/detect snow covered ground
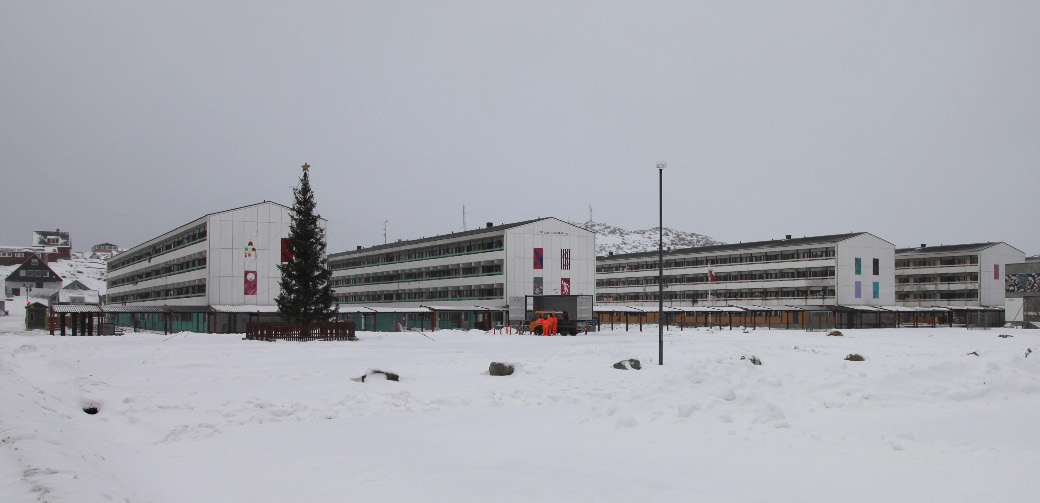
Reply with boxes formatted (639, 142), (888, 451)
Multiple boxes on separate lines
(2, 307), (1038, 502)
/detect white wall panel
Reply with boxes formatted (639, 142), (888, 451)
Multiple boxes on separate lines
(836, 233), (895, 305)
(980, 243), (1026, 306)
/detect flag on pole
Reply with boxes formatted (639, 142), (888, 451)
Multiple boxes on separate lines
(709, 270), (717, 282)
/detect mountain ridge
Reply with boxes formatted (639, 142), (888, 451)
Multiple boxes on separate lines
(572, 221), (723, 257)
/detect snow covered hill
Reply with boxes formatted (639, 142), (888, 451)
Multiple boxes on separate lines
(575, 221), (722, 257)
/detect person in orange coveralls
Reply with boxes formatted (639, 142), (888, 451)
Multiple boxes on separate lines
(548, 313), (558, 335)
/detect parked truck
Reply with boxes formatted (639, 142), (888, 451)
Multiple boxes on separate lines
(523, 295), (593, 336)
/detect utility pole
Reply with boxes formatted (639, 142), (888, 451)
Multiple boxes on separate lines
(657, 162), (666, 365)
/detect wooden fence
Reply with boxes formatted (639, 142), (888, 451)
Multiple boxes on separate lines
(246, 322), (357, 342)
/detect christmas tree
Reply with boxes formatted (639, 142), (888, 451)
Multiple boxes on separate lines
(276, 163), (336, 324)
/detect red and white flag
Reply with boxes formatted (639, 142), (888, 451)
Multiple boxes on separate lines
(708, 270), (717, 282)
(244, 271), (257, 295)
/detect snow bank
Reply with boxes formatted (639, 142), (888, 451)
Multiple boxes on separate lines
(1, 327), (1038, 502)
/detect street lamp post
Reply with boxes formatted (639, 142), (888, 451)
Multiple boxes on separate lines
(657, 162), (666, 365)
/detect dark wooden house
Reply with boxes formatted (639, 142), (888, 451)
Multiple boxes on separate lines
(4, 254), (63, 299)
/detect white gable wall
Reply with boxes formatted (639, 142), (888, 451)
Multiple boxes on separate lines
(206, 202), (299, 306)
(835, 233), (895, 306)
(504, 218), (595, 304)
(979, 243), (1026, 306)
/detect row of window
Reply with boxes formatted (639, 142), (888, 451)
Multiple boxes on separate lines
(16, 269), (54, 279)
(108, 279), (207, 304)
(109, 224), (208, 272)
(597, 247), (836, 273)
(897, 290), (980, 301)
(109, 254), (208, 288)
(329, 237), (505, 270)
(332, 264), (504, 287)
(895, 255), (979, 268)
(336, 286), (505, 304)
(0, 251), (27, 258)
(597, 288), (837, 303)
(596, 268), (836, 288)
(896, 274), (979, 285)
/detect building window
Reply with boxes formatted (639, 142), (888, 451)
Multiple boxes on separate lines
(855, 281), (862, 298)
(872, 258), (879, 275)
(873, 281), (879, 299)
(855, 258), (861, 275)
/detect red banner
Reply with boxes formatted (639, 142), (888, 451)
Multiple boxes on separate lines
(561, 278), (570, 295)
(244, 271), (257, 295)
(281, 238), (293, 262)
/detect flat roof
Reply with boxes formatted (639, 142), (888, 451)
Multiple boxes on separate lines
(329, 218), (547, 258)
(895, 242), (1002, 255)
(598, 232), (876, 261)
(52, 305), (104, 313)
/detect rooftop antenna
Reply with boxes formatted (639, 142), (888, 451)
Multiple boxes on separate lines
(383, 220), (389, 245)
(588, 204), (593, 223)
(462, 204), (467, 231)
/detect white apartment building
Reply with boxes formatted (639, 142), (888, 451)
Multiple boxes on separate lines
(106, 202), (311, 332)
(895, 242), (1025, 308)
(328, 218), (595, 329)
(596, 232), (895, 310)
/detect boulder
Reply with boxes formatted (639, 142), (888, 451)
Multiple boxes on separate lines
(741, 355), (762, 365)
(844, 354), (865, 362)
(613, 359), (641, 370)
(827, 330), (843, 337)
(489, 362), (515, 376)
(360, 370), (399, 382)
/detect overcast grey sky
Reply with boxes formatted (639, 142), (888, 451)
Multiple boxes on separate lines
(3, 1), (1038, 255)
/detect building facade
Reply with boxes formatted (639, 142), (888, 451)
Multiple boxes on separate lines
(32, 230), (71, 260)
(90, 243), (120, 260)
(1005, 261), (1040, 328)
(105, 202), (308, 332)
(1, 246), (61, 265)
(4, 253), (63, 299)
(328, 218), (596, 328)
(895, 242), (1025, 307)
(595, 232), (896, 308)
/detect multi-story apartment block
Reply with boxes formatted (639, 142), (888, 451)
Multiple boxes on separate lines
(895, 242), (1025, 308)
(105, 202), (308, 333)
(596, 232), (895, 309)
(328, 218), (595, 329)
